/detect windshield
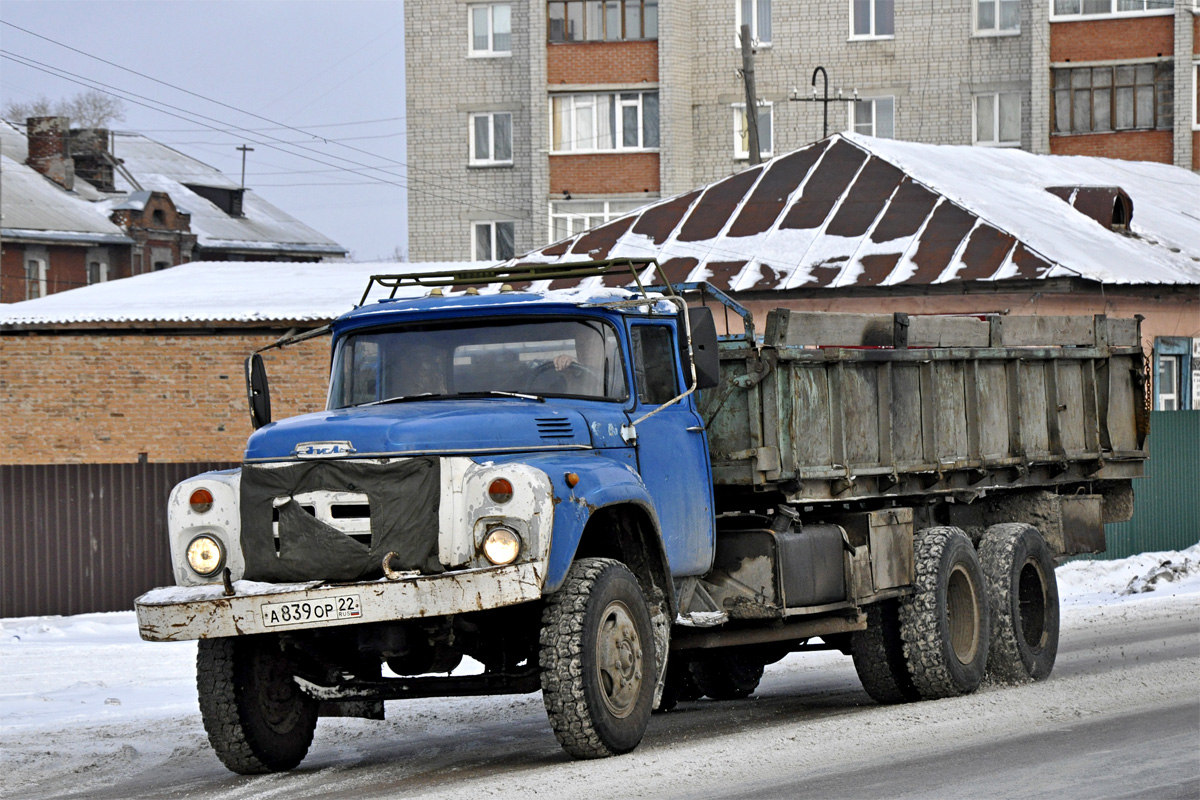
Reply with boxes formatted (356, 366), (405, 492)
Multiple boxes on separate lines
(328, 318), (628, 408)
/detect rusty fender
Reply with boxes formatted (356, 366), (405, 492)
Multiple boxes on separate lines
(135, 562), (545, 642)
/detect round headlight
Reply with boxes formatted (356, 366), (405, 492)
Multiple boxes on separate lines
(189, 488), (214, 514)
(482, 527), (521, 565)
(186, 535), (224, 576)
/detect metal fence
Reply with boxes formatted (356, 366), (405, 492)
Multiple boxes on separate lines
(1, 462), (236, 618)
(1101, 411), (1200, 559)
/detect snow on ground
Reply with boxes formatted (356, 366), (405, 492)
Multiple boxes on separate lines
(1, 545), (1197, 797)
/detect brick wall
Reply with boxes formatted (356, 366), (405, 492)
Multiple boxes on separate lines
(547, 41), (658, 85)
(1050, 129), (1174, 163)
(1194, 131), (1199, 170)
(0, 330), (330, 465)
(549, 152), (660, 194)
(1050, 17), (1174, 62)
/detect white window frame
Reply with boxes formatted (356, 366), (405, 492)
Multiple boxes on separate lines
(473, 221), (516, 261)
(1193, 62), (1199, 131)
(469, 112), (514, 166)
(735, 0), (772, 46)
(550, 91), (660, 154)
(25, 257), (47, 300)
(548, 198), (652, 243)
(848, 96), (895, 138)
(974, 0), (1020, 35)
(973, 93), (1022, 147)
(1050, 0), (1174, 22)
(1157, 354), (1179, 410)
(849, 0), (894, 40)
(468, 3), (512, 57)
(732, 101), (774, 160)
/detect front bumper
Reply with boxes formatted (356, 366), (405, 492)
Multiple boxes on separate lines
(135, 562), (545, 642)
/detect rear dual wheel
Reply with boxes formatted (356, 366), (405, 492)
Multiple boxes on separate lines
(979, 523), (1060, 683)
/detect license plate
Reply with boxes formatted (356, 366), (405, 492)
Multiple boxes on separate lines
(260, 594), (362, 627)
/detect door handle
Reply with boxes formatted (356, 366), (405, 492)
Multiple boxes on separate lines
(686, 426), (704, 432)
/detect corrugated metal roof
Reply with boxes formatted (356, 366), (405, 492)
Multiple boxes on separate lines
(512, 134), (1200, 289)
(0, 155), (131, 242)
(0, 260), (488, 325)
(0, 123), (345, 255)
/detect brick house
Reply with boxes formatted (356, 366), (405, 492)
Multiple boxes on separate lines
(405, 0), (1198, 262)
(0, 117), (347, 303)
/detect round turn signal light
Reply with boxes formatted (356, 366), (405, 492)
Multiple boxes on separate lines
(189, 488), (214, 514)
(488, 478), (513, 504)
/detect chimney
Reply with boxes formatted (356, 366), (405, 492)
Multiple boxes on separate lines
(70, 128), (116, 192)
(26, 116), (75, 191)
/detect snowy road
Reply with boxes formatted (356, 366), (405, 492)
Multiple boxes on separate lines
(2, 548), (1198, 800)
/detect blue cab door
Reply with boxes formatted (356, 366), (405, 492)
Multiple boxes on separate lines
(627, 322), (715, 576)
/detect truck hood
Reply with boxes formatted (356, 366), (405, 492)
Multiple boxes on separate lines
(244, 400), (627, 461)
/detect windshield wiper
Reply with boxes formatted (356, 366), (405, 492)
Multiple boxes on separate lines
(357, 390), (543, 408)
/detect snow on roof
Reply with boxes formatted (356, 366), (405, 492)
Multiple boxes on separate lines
(0, 123), (345, 255)
(0, 155), (132, 244)
(0, 261), (493, 325)
(512, 134), (1200, 289)
(107, 133), (344, 252)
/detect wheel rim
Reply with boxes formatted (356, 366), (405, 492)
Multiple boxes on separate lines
(946, 563), (981, 665)
(1017, 557), (1048, 650)
(594, 599), (643, 719)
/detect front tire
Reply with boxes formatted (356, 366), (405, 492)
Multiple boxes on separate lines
(540, 558), (656, 758)
(899, 527), (990, 699)
(979, 523), (1060, 683)
(197, 635), (318, 774)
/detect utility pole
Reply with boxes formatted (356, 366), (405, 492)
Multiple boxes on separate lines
(739, 24), (761, 166)
(236, 144), (254, 189)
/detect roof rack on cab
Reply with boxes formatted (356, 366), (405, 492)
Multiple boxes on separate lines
(357, 258), (675, 308)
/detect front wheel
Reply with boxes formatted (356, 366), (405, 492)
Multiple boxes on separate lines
(979, 523), (1060, 683)
(196, 635), (318, 774)
(540, 558), (656, 758)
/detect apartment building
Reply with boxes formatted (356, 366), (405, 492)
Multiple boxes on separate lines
(404, 0), (1198, 262)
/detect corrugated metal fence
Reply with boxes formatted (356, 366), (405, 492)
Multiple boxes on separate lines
(1, 462), (236, 618)
(2, 417), (1196, 618)
(1101, 411), (1200, 559)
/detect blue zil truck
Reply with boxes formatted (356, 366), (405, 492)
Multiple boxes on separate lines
(135, 260), (1146, 773)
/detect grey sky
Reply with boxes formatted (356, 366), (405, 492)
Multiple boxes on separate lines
(1, 0), (408, 261)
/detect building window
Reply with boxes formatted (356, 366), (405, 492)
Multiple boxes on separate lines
(851, 0), (893, 38)
(25, 258), (47, 300)
(548, 0), (658, 42)
(86, 261), (109, 285)
(976, 0), (1019, 32)
(1193, 63), (1199, 131)
(1157, 354), (1179, 410)
(469, 112), (513, 166)
(851, 97), (895, 138)
(551, 91), (659, 152)
(470, 4), (511, 55)
(1052, 63), (1173, 134)
(974, 93), (1021, 146)
(549, 198), (651, 242)
(1051, 0), (1172, 18)
(474, 221), (515, 261)
(736, 0), (771, 44)
(733, 102), (773, 159)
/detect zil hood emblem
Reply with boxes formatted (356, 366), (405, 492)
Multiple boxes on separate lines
(294, 441), (356, 459)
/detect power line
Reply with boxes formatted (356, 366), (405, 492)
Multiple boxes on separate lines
(0, 50), (538, 224)
(0, 21), (529, 223)
(128, 116), (407, 133)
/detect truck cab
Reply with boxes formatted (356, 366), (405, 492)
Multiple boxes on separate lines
(137, 262), (723, 772)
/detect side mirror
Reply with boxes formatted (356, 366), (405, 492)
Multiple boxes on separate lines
(683, 306), (720, 391)
(245, 353), (272, 429)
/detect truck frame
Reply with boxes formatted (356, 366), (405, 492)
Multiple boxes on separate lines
(135, 260), (1146, 773)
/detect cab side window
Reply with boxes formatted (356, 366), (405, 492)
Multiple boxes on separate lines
(631, 325), (679, 405)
